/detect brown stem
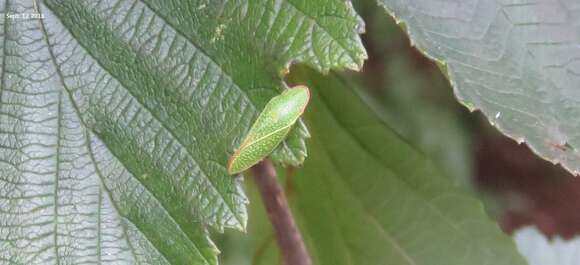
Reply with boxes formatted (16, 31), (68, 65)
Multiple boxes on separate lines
(251, 160), (312, 265)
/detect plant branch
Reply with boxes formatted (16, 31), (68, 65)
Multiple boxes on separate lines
(251, 160), (312, 265)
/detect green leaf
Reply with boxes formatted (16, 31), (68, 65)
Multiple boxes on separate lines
(358, 56), (473, 188)
(375, 0), (580, 174)
(270, 119), (310, 167)
(0, 0), (365, 263)
(277, 66), (525, 265)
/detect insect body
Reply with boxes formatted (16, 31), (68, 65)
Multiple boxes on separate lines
(227, 86), (310, 174)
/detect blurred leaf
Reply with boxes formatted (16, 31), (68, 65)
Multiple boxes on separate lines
(248, 66), (526, 265)
(0, 0), (365, 263)
(514, 226), (580, 265)
(360, 57), (473, 187)
(375, 0), (580, 174)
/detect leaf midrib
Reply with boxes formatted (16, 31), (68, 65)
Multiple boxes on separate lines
(0, 0), (10, 121)
(33, 1), (63, 261)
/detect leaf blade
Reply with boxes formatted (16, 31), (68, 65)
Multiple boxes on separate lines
(375, 0), (580, 174)
(0, 0), (366, 263)
(288, 66), (527, 265)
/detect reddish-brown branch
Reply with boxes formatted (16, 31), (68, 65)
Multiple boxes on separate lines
(251, 160), (312, 265)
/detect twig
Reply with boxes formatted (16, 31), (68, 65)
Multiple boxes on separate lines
(251, 160), (312, 265)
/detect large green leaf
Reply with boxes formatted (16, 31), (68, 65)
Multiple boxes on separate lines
(375, 0), (580, 174)
(252, 66), (525, 265)
(230, 66), (525, 265)
(0, 0), (365, 263)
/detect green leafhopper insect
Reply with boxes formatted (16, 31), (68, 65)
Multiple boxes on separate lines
(227, 86), (310, 174)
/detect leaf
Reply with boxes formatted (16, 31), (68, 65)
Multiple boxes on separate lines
(358, 56), (473, 187)
(0, 0), (365, 263)
(270, 119), (310, 167)
(274, 66), (525, 265)
(375, 0), (580, 174)
(514, 226), (580, 265)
